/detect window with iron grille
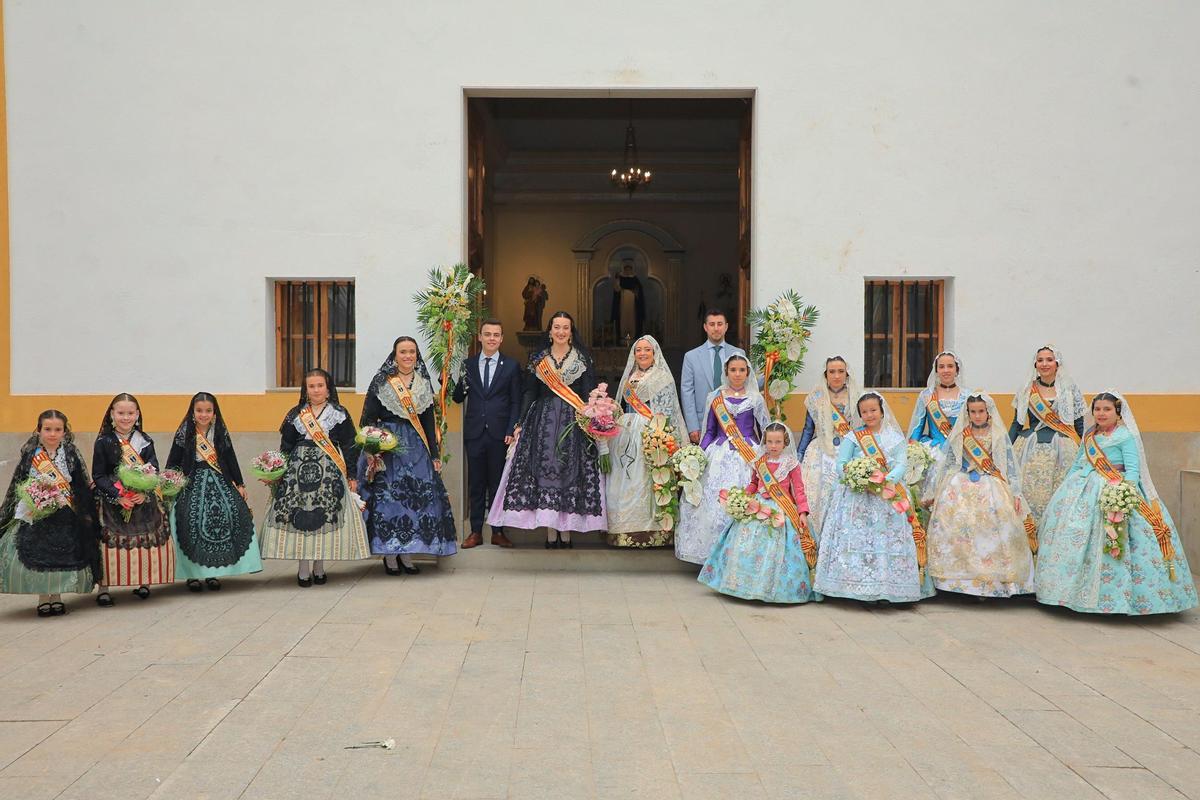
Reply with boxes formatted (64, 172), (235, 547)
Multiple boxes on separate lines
(864, 279), (944, 388)
(274, 280), (356, 387)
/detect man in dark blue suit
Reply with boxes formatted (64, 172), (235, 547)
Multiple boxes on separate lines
(452, 318), (522, 548)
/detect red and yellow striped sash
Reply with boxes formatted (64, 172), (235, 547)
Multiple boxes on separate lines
(195, 430), (222, 474)
(535, 357), (587, 414)
(298, 406), (348, 476)
(710, 394), (758, 466)
(622, 384), (654, 420)
(31, 449), (73, 505)
(1027, 383), (1081, 444)
(387, 375), (432, 454)
(925, 396), (955, 437)
(754, 456), (816, 569)
(1083, 430), (1176, 579)
(119, 437), (164, 500)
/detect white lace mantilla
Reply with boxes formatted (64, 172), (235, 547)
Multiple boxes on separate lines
(378, 373), (434, 420)
(539, 348), (587, 386)
(291, 404), (348, 438)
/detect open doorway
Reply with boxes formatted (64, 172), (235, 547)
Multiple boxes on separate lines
(466, 95), (752, 385)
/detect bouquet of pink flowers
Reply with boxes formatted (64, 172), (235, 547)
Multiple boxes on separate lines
(579, 384), (620, 439)
(17, 475), (72, 521)
(719, 486), (787, 528)
(251, 450), (287, 482)
(158, 469), (188, 500)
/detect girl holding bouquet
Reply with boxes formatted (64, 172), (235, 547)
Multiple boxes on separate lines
(1008, 346), (1085, 523)
(605, 335), (689, 547)
(797, 355), (861, 537)
(699, 423), (818, 603)
(488, 311), (607, 548)
(924, 393), (1035, 598)
(908, 352), (972, 493)
(260, 369), (370, 586)
(166, 392), (262, 591)
(675, 354), (769, 565)
(815, 392), (934, 603)
(0, 411), (100, 616)
(1035, 392), (1196, 615)
(92, 394), (173, 604)
(357, 337), (457, 575)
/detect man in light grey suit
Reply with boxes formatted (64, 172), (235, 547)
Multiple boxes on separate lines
(680, 308), (746, 444)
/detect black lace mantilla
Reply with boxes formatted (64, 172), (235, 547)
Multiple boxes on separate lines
(271, 441), (345, 533)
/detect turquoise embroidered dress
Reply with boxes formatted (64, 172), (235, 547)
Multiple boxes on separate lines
(699, 458), (818, 604)
(1035, 426), (1196, 615)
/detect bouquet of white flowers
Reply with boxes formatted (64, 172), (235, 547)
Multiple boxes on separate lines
(1099, 480), (1140, 559)
(841, 456), (883, 493)
(904, 441), (936, 487)
(746, 290), (819, 422)
(671, 444), (709, 507)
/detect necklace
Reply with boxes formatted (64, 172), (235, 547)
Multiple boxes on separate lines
(1036, 377), (1056, 388)
(549, 346), (572, 369)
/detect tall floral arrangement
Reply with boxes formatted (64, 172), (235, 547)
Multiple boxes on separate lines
(641, 414), (681, 532)
(413, 264), (486, 462)
(746, 290), (819, 422)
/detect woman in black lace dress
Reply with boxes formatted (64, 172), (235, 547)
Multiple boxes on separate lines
(259, 369), (370, 586)
(488, 311), (607, 547)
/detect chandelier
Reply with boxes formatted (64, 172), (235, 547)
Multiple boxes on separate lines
(610, 105), (651, 196)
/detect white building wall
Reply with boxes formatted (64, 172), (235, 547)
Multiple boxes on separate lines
(5, 1), (1199, 394)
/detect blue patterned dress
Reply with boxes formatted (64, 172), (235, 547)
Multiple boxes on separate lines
(699, 459), (819, 603)
(814, 427), (936, 602)
(357, 375), (457, 558)
(909, 388), (969, 495)
(1035, 427), (1196, 615)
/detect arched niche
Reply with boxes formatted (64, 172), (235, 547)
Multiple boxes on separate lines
(571, 219), (684, 349)
(590, 245), (667, 346)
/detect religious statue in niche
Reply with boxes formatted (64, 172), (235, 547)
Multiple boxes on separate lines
(610, 258), (646, 340)
(522, 276), (549, 331)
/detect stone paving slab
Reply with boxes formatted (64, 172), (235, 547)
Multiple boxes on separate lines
(0, 551), (1197, 799)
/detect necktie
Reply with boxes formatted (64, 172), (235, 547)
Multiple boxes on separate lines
(483, 357), (492, 391)
(711, 345), (722, 388)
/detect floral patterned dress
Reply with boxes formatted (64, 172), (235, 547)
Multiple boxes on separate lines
(926, 453), (1035, 597)
(699, 459), (818, 603)
(1035, 428), (1196, 615)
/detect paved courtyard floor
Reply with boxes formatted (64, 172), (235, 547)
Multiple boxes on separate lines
(0, 547), (1198, 800)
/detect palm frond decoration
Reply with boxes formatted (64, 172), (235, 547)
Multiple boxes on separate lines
(413, 263), (487, 461)
(746, 290), (819, 422)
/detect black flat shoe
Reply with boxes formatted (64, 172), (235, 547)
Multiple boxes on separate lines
(96, 592), (114, 607)
(186, 579), (203, 593)
(50, 602), (66, 616)
(312, 573), (327, 585)
(205, 578), (221, 591)
(37, 603), (53, 617)
(402, 564), (421, 575)
(561, 539), (573, 550)
(133, 586), (151, 600)
(297, 575), (313, 588)
(383, 560), (403, 576)
(545, 540), (554, 549)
